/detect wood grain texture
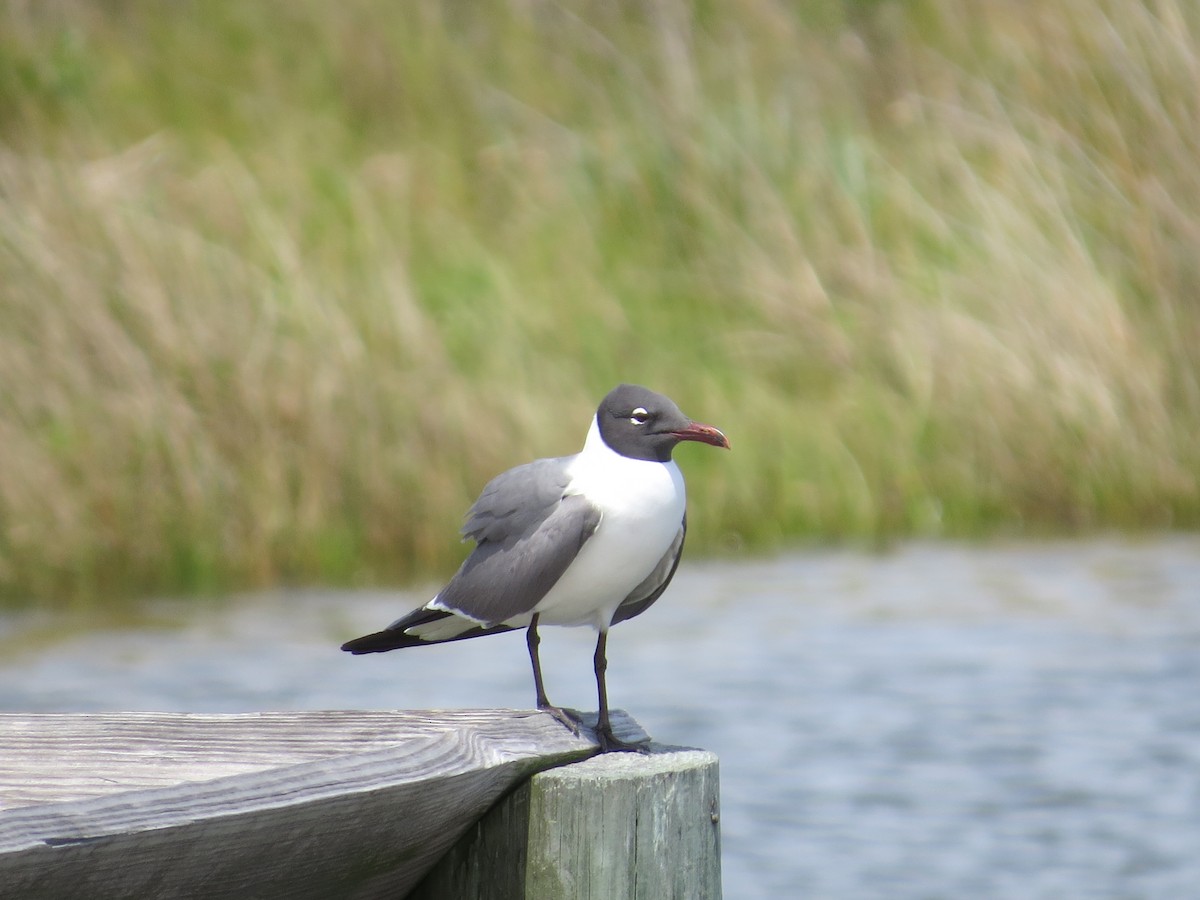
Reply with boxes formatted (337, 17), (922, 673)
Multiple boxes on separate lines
(0, 709), (648, 900)
(412, 745), (722, 900)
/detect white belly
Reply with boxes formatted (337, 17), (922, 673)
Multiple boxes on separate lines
(509, 446), (686, 630)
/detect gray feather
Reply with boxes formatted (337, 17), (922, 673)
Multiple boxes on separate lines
(610, 516), (686, 626)
(462, 458), (573, 543)
(437, 490), (601, 625)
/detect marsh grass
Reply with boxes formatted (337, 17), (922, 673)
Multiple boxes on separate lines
(1, 0), (1198, 606)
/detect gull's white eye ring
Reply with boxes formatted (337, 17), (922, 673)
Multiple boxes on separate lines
(630, 407), (650, 425)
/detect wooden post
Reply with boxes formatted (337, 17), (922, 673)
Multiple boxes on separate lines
(0, 710), (650, 900)
(412, 745), (722, 900)
(0, 711), (716, 899)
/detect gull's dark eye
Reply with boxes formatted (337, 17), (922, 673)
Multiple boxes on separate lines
(629, 407), (650, 425)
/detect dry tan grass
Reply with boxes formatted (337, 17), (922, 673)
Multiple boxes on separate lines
(0, 0), (1197, 605)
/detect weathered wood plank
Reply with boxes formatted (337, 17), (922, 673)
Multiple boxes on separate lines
(0, 709), (648, 900)
(412, 745), (722, 900)
(0, 709), (609, 809)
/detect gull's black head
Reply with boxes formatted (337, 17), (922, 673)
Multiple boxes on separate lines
(595, 384), (730, 462)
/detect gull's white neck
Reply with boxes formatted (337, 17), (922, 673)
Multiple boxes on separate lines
(580, 414), (611, 457)
(569, 415), (685, 509)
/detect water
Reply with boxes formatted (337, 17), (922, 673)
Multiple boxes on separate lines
(2, 538), (1198, 899)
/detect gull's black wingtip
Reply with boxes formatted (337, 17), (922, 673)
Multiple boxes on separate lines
(342, 609), (518, 654)
(340, 630), (411, 654)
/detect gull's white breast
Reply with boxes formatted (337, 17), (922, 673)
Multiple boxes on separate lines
(514, 417), (686, 630)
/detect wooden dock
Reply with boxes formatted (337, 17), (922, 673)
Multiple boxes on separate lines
(0, 710), (720, 899)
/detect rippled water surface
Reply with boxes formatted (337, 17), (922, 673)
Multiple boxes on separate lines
(3, 539), (1199, 899)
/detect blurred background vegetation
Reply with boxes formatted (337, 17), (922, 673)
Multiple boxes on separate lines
(1, 0), (1197, 608)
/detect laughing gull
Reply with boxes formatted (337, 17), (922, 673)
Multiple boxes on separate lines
(342, 384), (729, 751)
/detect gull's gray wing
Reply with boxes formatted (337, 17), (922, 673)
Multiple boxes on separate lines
(461, 457), (574, 542)
(610, 515), (686, 626)
(435, 457), (601, 626)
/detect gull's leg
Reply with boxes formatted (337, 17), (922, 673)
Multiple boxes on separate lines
(593, 629), (648, 753)
(528, 614), (579, 735)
